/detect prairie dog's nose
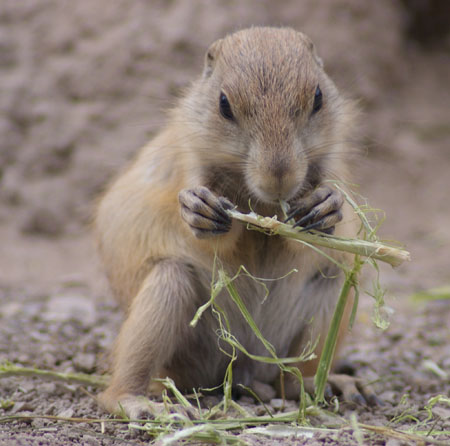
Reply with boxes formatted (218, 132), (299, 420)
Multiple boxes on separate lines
(271, 157), (290, 180)
(253, 159), (300, 202)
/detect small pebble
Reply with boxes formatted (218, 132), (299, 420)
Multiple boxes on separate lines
(57, 407), (74, 419)
(73, 352), (96, 372)
(21, 206), (64, 236)
(82, 434), (100, 446)
(12, 402), (36, 413)
(386, 439), (406, 446)
(31, 418), (46, 429)
(43, 404), (55, 415)
(254, 405), (268, 416)
(433, 406), (450, 420)
(269, 398), (284, 411)
(201, 395), (220, 409)
(378, 390), (396, 403)
(238, 396), (253, 404)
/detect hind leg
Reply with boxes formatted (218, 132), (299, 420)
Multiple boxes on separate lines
(98, 259), (202, 419)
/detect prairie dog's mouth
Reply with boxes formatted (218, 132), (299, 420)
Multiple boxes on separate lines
(249, 180), (304, 205)
(246, 164), (307, 204)
(245, 155), (308, 205)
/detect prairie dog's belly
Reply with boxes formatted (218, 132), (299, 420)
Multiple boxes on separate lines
(169, 229), (343, 387)
(209, 256), (342, 384)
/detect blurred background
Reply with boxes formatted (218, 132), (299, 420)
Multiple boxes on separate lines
(0, 0), (449, 296)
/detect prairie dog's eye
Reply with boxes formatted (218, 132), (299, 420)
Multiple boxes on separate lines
(219, 92), (234, 121)
(312, 85), (322, 115)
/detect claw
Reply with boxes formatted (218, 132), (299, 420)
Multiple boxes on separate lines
(291, 209), (318, 228)
(351, 392), (367, 406)
(366, 393), (384, 407)
(296, 220), (324, 232)
(297, 210), (342, 233)
(285, 185), (343, 233)
(284, 206), (308, 223)
(281, 374), (380, 407)
(324, 383), (334, 400)
(326, 374), (381, 407)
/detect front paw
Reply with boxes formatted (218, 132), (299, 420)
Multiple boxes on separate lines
(178, 186), (233, 239)
(285, 185), (344, 234)
(98, 391), (198, 420)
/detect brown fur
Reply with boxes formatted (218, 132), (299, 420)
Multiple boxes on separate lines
(94, 27), (358, 417)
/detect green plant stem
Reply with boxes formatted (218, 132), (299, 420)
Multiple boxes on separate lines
(313, 259), (361, 404)
(227, 209), (410, 268)
(0, 362), (108, 387)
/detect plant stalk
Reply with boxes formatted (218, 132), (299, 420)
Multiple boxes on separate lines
(227, 209), (410, 268)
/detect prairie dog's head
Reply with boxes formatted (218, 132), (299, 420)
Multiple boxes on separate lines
(185, 27), (355, 205)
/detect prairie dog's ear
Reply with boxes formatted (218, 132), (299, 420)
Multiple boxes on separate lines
(301, 33), (324, 68)
(203, 38), (223, 78)
(306, 37), (323, 68)
(311, 43), (324, 68)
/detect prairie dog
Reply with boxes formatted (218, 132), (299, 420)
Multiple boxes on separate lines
(95, 27), (365, 418)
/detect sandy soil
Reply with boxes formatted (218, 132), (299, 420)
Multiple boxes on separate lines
(0, 1), (449, 445)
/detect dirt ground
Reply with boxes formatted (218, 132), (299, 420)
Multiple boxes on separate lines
(0, 1), (449, 445)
